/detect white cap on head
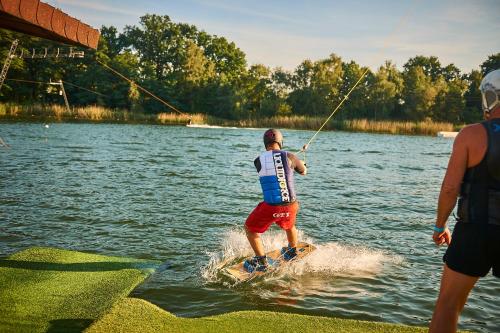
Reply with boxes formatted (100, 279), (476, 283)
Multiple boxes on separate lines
(480, 69), (500, 113)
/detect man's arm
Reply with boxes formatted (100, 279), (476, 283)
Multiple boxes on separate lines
(288, 152), (307, 175)
(433, 130), (469, 245)
(254, 157), (261, 172)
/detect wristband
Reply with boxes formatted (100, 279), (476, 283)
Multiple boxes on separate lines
(433, 225), (446, 233)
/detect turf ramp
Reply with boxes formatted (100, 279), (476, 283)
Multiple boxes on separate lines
(0, 247), (159, 333)
(86, 297), (430, 333)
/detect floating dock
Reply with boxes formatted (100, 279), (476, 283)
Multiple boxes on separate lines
(437, 131), (458, 138)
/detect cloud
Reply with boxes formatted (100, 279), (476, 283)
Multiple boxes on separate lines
(189, 0), (314, 27)
(48, 0), (140, 17)
(45, 0), (496, 72)
(440, 0), (492, 24)
(196, 21), (383, 69)
(200, 13), (494, 73)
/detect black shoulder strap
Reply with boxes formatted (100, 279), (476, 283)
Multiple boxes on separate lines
(486, 119), (500, 181)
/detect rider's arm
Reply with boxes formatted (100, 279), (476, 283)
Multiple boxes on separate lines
(254, 157), (261, 172)
(288, 152), (307, 176)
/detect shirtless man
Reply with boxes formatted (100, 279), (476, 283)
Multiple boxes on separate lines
(243, 129), (307, 272)
(429, 69), (500, 333)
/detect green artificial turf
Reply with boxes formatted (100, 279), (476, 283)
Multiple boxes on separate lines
(0, 247), (467, 333)
(86, 297), (429, 333)
(0, 247), (159, 333)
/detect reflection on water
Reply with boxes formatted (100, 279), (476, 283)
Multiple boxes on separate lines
(1, 123), (499, 332)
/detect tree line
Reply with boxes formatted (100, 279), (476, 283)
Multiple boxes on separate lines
(1, 14), (499, 124)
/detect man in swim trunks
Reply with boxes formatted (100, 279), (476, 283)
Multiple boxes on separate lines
(430, 69), (500, 333)
(243, 129), (307, 273)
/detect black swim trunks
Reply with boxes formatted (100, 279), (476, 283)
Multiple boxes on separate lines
(444, 222), (500, 277)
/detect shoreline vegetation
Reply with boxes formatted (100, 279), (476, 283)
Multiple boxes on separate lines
(0, 103), (458, 136)
(2, 18), (498, 137)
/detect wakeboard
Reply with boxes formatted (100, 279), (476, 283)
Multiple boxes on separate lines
(224, 242), (316, 282)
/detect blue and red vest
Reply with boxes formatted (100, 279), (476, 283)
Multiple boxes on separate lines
(256, 150), (296, 205)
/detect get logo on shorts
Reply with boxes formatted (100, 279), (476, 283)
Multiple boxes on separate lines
(273, 212), (290, 218)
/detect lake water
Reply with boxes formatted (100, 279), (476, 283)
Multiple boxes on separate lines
(1, 123), (499, 332)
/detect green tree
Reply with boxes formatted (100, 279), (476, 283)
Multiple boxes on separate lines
(402, 57), (452, 121)
(99, 26), (125, 58)
(198, 81), (240, 119)
(242, 64), (272, 117)
(480, 53), (500, 75)
(267, 68), (293, 116)
(177, 41), (215, 112)
(128, 82), (141, 112)
(202, 35), (247, 84)
(124, 14), (187, 81)
(432, 77), (467, 123)
(402, 66), (439, 120)
(288, 54), (344, 116)
(462, 69), (484, 123)
(442, 63), (461, 82)
(179, 41), (215, 85)
(404, 55), (443, 81)
(340, 60), (373, 119)
(368, 61), (404, 119)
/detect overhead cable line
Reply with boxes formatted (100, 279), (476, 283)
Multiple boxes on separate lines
(5, 78), (107, 97)
(61, 81), (107, 97)
(5, 78), (45, 85)
(95, 58), (190, 118)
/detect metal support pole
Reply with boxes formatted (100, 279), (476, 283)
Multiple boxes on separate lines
(0, 39), (19, 91)
(58, 80), (71, 114)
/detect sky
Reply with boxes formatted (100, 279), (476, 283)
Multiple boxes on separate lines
(45, 0), (499, 73)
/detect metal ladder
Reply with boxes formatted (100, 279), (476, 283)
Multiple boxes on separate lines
(0, 39), (19, 91)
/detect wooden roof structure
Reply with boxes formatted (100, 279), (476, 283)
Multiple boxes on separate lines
(0, 0), (100, 49)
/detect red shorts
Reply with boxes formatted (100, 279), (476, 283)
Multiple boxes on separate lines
(245, 201), (299, 233)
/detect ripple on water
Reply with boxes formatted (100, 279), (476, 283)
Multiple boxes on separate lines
(2, 123), (496, 332)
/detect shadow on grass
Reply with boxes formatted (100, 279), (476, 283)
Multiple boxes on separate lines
(47, 319), (94, 333)
(0, 259), (157, 272)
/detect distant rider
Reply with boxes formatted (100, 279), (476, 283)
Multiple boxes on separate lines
(430, 69), (500, 333)
(243, 129), (307, 272)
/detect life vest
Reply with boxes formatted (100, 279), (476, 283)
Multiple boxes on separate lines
(258, 150), (296, 205)
(457, 118), (500, 225)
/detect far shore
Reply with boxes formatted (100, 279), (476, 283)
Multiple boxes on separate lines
(0, 103), (462, 136)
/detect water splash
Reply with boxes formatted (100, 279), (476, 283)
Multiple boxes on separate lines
(286, 242), (400, 277)
(201, 229), (402, 285)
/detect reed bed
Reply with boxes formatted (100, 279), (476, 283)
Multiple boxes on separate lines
(0, 103), (457, 135)
(0, 103), (198, 125)
(212, 115), (456, 136)
(157, 112), (206, 125)
(75, 105), (113, 121)
(338, 119), (455, 136)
